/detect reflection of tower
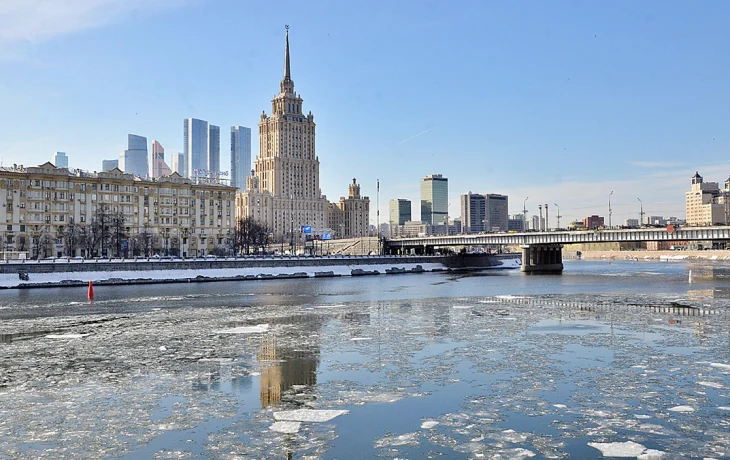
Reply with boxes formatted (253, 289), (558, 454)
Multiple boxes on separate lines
(257, 315), (322, 408)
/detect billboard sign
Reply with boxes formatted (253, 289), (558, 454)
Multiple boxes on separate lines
(301, 226), (312, 234)
(322, 233), (332, 240)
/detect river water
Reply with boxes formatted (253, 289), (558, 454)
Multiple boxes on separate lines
(0, 260), (729, 459)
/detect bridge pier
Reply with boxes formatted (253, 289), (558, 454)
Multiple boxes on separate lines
(521, 244), (563, 274)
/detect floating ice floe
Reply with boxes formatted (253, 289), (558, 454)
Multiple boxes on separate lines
(709, 363), (730, 370)
(638, 449), (665, 459)
(269, 421), (301, 434)
(421, 420), (439, 429)
(553, 404), (567, 409)
(698, 381), (724, 389)
(273, 409), (349, 422)
(215, 324), (269, 334)
(315, 304), (346, 309)
(668, 405), (695, 412)
(350, 337), (372, 341)
(45, 333), (89, 339)
(374, 432), (419, 448)
(717, 406), (730, 411)
(634, 414), (652, 419)
(588, 441), (647, 457)
(452, 305), (473, 309)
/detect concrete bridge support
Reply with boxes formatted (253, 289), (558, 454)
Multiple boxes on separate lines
(521, 244), (563, 273)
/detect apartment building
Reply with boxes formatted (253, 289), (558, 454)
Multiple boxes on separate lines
(0, 162), (236, 258)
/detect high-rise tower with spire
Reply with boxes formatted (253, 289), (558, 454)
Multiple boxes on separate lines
(236, 26), (328, 240)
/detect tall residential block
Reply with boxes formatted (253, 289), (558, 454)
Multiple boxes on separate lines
(52, 152), (68, 169)
(150, 140), (171, 178)
(460, 192), (509, 233)
(102, 159), (119, 171)
(208, 124), (220, 174)
(389, 199), (411, 226)
(119, 134), (149, 178)
(230, 126), (252, 190)
(184, 118), (209, 179)
(420, 174), (448, 226)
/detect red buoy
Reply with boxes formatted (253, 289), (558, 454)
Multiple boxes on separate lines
(88, 281), (94, 300)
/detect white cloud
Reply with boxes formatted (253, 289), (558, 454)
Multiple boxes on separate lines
(0, 0), (189, 44)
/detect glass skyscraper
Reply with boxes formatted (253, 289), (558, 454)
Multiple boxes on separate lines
(120, 134), (149, 178)
(208, 125), (220, 175)
(420, 174), (448, 225)
(52, 152), (68, 169)
(184, 118), (209, 179)
(230, 126), (251, 190)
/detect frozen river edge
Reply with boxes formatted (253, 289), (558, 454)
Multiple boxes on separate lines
(0, 258), (522, 290)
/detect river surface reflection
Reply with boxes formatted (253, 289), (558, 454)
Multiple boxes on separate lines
(0, 260), (729, 458)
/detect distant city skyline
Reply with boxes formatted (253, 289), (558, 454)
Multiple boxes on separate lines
(1, 0), (729, 225)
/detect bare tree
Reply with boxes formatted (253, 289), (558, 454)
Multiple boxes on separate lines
(109, 212), (127, 257)
(63, 218), (79, 257)
(95, 205), (112, 257)
(136, 222), (153, 257)
(234, 217), (271, 255)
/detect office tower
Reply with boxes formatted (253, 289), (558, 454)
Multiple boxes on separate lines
(389, 199), (412, 226)
(208, 125), (220, 175)
(150, 140), (171, 178)
(102, 159), (118, 171)
(52, 152), (68, 169)
(484, 194), (508, 232)
(184, 118), (209, 179)
(171, 152), (187, 177)
(231, 126), (252, 190)
(420, 174), (448, 225)
(236, 26), (329, 237)
(119, 134), (149, 178)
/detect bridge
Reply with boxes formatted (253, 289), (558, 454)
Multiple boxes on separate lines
(383, 226), (730, 274)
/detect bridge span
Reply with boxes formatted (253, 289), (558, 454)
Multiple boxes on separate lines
(383, 226), (730, 274)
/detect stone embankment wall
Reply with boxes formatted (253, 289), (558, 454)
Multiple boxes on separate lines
(567, 250), (730, 261)
(0, 255), (443, 275)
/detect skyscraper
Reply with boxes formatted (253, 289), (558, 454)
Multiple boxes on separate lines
(184, 118), (209, 179)
(150, 140), (171, 178)
(102, 159), (119, 171)
(236, 26), (329, 237)
(389, 199), (411, 226)
(230, 126), (252, 190)
(460, 192), (486, 233)
(421, 174), (448, 225)
(119, 134), (149, 177)
(208, 125), (220, 175)
(52, 152), (68, 169)
(171, 152), (187, 177)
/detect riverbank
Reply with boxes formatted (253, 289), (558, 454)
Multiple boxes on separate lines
(0, 256), (522, 289)
(573, 249), (730, 261)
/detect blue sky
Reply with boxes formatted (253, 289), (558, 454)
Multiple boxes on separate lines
(1, 0), (729, 226)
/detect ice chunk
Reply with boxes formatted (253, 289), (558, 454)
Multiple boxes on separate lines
(588, 441), (647, 457)
(638, 449), (665, 459)
(698, 381), (723, 389)
(315, 304), (345, 309)
(273, 409), (349, 422)
(45, 334), (89, 339)
(668, 405), (694, 412)
(452, 305), (473, 309)
(215, 324), (269, 334)
(374, 432), (419, 448)
(553, 404), (567, 409)
(350, 337), (372, 341)
(634, 414), (652, 419)
(421, 420), (439, 429)
(269, 421), (301, 434)
(709, 363), (730, 370)
(717, 406), (730, 411)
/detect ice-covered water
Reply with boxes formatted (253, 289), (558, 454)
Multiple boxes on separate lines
(0, 260), (729, 458)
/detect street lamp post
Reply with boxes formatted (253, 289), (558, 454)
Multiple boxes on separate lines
(523, 197), (528, 231)
(608, 191), (614, 229)
(637, 198), (644, 227)
(554, 203), (561, 230)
